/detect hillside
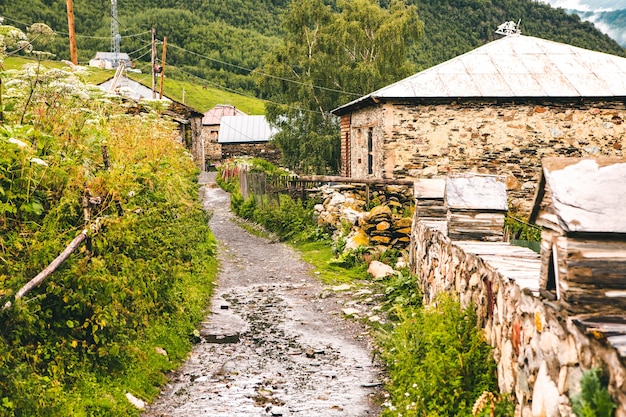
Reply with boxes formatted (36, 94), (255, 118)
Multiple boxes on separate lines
(1, 0), (625, 102)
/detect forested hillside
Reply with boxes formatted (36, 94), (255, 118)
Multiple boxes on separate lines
(1, 0), (624, 99)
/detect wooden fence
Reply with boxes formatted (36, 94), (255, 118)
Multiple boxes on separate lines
(235, 166), (415, 208)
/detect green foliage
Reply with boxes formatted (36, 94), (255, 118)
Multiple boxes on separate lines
(571, 367), (616, 417)
(0, 62), (217, 416)
(378, 295), (500, 417)
(505, 215), (542, 242)
(259, 0), (423, 174)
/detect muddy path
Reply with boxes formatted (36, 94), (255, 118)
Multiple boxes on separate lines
(142, 172), (384, 417)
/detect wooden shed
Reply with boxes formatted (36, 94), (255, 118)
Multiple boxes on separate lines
(445, 174), (508, 242)
(529, 157), (626, 314)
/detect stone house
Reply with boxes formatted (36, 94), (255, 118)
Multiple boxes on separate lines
(528, 157), (626, 314)
(219, 115), (281, 164)
(331, 34), (626, 214)
(200, 105), (247, 168)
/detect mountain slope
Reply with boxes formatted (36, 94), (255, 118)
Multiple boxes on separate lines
(1, 0), (624, 101)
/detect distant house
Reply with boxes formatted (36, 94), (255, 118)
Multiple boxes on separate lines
(331, 34), (626, 214)
(529, 157), (626, 314)
(201, 105), (247, 167)
(98, 76), (169, 102)
(218, 115), (280, 163)
(89, 52), (132, 70)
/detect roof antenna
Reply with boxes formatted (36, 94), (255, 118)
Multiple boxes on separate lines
(495, 19), (522, 36)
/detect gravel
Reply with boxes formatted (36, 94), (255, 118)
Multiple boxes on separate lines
(142, 172), (384, 417)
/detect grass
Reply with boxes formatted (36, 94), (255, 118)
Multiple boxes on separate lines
(3, 56), (267, 114)
(293, 239), (369, 285)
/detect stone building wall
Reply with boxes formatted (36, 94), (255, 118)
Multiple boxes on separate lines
(221, 142), (282, 165)
(410, 221), (626, 417)
(200, 125), (222, 165)
(349, 101), (626, 213)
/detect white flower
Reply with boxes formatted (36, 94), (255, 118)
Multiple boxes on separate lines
(7, 137), (27, 148)
(30, 157), (48, 166)
(128, 190), (136, 197)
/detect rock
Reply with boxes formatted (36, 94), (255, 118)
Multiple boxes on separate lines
(125, 393), (145, 410)
(367, 261), (395, 279)
(329, 193), (346, 206)
(342, 308), (360, 316)
(368, 205), (392, 221)
(155, 347), (168, 357)
(332, 284), (351, 292)
(375, 221), (391, 231)
(345, 229), (370, 250)
(531, 361), (560, 417)
(370, 235), (391, 244)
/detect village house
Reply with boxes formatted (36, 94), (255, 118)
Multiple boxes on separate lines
(201, 105), (247, 169)
(218, 115), (281, 164)
(331, 33), (626, 214)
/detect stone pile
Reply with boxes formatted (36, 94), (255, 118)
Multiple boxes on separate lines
(311, 184), (414, 251)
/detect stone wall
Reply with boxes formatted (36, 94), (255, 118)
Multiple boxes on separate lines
(200, 125), (222, 165)
(410, 221), (626, 416)
(311, 184), (414, 250)
(348, 101), (626, 213)
(221, 142), (282, 165)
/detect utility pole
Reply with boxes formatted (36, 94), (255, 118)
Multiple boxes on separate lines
(66, 0), (78, 65)
(151, 28), (156, 99)
(159, 36), (167, 99)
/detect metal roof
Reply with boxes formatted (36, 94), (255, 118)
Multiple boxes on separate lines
(94, 52), (131, 61)
(532, 158), (626, 233)
(332, 34), (626, 115)
(202, 105), (246, 126)
(98, 76), (170, 101)
(218, 115), (277, 144)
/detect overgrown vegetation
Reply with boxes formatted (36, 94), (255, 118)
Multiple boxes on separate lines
(0, 35), (216, 416)
(571, 367), (616, 417)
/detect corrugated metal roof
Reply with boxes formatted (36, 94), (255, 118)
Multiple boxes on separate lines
(202, 105), (246, 126)
(218, 115), (277, 143)
(332, 34), (626, 114)
(94, 52), (131, 61)
(538, 158), (626, 233)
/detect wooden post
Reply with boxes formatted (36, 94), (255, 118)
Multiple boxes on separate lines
(151, 28), (156, 99)
(66, 0), (78, 65)
(159, 36), (167, 99)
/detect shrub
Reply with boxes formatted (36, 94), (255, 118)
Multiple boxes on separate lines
(378, 295), (504, 417)
(571, 367), (616, 417)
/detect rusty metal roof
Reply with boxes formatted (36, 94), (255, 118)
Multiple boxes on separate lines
(531, 158), (626, 234)
(202, 104), (246, 126)
(332, 35), (626, 115)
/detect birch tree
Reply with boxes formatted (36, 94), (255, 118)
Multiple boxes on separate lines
(259, 0), (422, 174)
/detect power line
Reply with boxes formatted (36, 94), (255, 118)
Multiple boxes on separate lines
(167, 43), (361, 97)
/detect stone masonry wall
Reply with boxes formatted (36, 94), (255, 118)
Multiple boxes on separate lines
(410, 221), (626, 417)
(349, 101), (626, 214)
(221, 142), (282, 165)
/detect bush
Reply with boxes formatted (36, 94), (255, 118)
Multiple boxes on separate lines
(571, 367), (616, 417)
(378, 295), (507, 417)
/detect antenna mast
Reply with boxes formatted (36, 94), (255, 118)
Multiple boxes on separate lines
(111, 0), (121, 66)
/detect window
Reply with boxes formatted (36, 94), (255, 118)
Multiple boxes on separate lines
(367, 127), (373, 175)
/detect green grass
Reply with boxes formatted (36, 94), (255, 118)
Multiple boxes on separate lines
(3, 57), (267, 114)
(293, 239), (368, 285)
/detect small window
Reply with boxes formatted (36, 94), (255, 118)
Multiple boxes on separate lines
(367, 128), (373, 175)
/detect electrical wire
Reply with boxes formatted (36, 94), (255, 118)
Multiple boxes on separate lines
(167, 43), (361, 97)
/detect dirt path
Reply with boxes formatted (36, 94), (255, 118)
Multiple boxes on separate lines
(142, 172), (383, 417)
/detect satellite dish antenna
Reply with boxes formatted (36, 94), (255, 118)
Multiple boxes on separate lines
(495, 19), (522, 36)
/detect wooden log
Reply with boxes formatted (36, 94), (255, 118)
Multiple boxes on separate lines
(3, 229), (88, 310)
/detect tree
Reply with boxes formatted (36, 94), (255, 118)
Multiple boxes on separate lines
(258, 0), (422, 174)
